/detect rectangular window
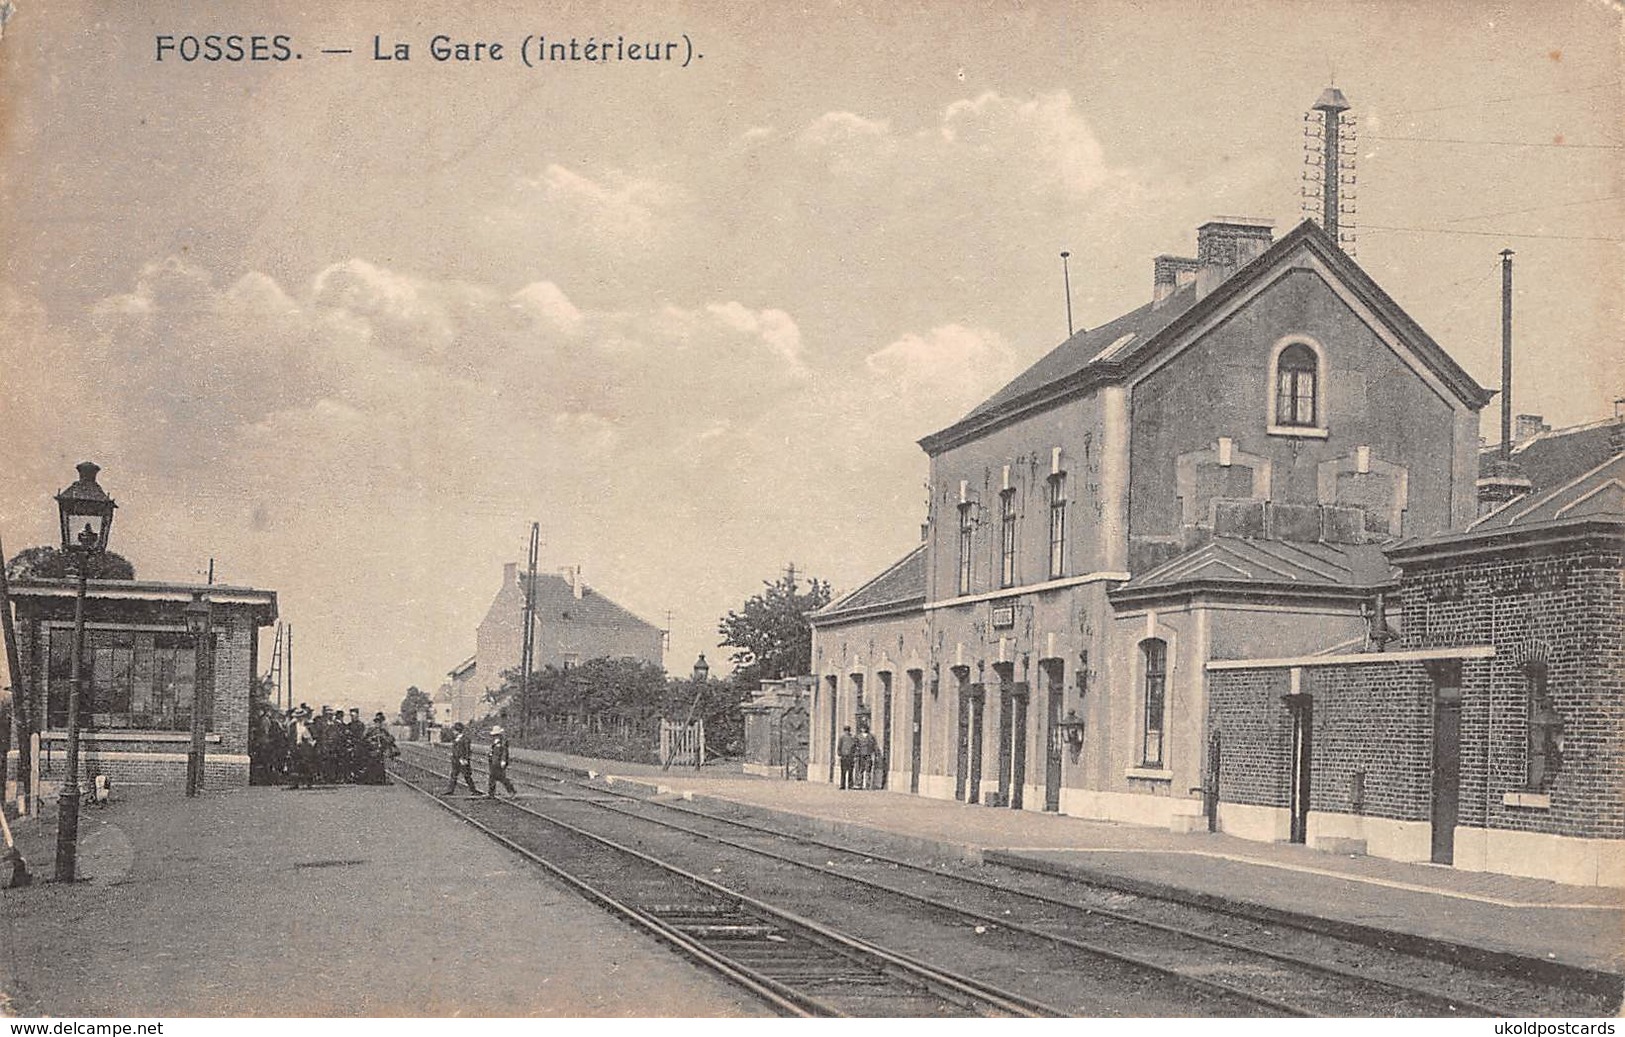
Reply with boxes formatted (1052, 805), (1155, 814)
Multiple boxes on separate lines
(1142, 639), (1167, 767)
(1048, 474), (1067, 579)
(958, 503), (974, 595)
(48, 627), (200, 732)
(1000, 490), (1017, 588)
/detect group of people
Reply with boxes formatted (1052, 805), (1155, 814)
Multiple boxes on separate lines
(835, 724), (884, 790)
(444, 722), (517, 798)
(251, 703), (400, 788)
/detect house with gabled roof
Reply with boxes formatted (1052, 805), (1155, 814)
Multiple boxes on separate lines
(811, 214), (1495, 842)
(474, 563), (664, 707)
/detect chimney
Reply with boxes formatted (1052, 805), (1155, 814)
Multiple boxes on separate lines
(1194, 219), (1274, 299)
(503, 561), (518, 586)
(1513, 414), (1549, 446)
(1610, 409), (1625, 458)
(1152, 255), (1201, 308)
(561, 565), (582, 599)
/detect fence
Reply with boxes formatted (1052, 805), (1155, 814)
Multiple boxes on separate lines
(659, 719), (704, 770)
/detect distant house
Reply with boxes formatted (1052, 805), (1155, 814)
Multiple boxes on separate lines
(436, 654), (479, 725)
(474, 563), (664, 705)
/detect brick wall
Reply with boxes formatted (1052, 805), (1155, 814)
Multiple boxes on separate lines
(1401, 544), (1625, 839)
(1210, 538), (1625, 842)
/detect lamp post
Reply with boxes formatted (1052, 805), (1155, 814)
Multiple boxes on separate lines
(184, 593), (212, 797)
(53, 461), (116, 883)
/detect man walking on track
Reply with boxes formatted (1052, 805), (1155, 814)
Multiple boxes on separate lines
(486, 726), (517, 798)
(445, 722), (478, 795)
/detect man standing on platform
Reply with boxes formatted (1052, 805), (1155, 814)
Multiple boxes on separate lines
(854, 724), (876, 790)
(445, 722), (478, 795)
(486, 726), (516, 798)
(836, 725), (856, 790)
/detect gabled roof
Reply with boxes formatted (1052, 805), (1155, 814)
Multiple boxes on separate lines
(1480, 416), (1624, 495)
(521, 572), (660, 632)
(1393, 451), (1625, 562)
(447, 655), (477, 680)
(1110, 536), (1395, 604)
(920, 219), (1494, 454)
(812, 545), (926, 625)
(1468, 451), (1625, 533)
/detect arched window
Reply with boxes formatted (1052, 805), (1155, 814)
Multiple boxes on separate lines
(1275, 342), (1319, 427)
(1141, 639), (1167, 767)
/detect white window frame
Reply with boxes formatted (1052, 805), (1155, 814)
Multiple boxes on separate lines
(1266, 334), (1330, 439)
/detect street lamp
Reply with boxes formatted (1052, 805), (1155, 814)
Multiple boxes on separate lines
(183, 593), (212, 797)
(53, 461), (116, 883)
(692, 654), (709, 684)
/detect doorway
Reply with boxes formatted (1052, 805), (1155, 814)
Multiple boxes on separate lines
(1284, 692), (1313, 845)
(909, 670), (923, 794)
(1043, 662), (1063, 812)
(1429, 660), (1463, 865)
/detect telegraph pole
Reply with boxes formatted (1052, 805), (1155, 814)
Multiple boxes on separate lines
(519, 523), (540, 737)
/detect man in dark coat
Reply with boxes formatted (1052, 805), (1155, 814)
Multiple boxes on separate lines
(445, 722), (478, 795)
(836, 725), (857, 790)
(345, 708), (367, 782)
(318, 707), (348, 784)
(485, 726), (516, 798)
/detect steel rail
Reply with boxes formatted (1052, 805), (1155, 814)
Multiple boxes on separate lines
(391, 756), (1061, 1018)
(418, 746), (1512, 1017)
(389, 761), (825, 1017)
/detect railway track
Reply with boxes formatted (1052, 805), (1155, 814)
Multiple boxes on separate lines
(390, 754), (1065, 1017)
(399, 743), (1621, 1017)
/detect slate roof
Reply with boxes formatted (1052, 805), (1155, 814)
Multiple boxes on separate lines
(1111, 536), (1396, 602)
(521, 572), (660, 631)
(1480, 416), (1625, 495)
(920, 219), (1494, 454)
(1468, 452), (1625, 533)
(813, 545), (926, 624)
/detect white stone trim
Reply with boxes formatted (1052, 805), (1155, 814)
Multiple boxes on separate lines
(1125, 766), (1174, 782)
(1502, 791), (1552, 809)
(1453, 826), (1625, 887)
(1207, 644), (1495, 671)
(925, 570), (1129, 611)
(40, 730), (222, 743)
(1266, 424), (1330, 439)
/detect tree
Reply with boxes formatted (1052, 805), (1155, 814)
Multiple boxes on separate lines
(5, 545), (136, 581)
(398, 685), (432, 727)
(718, 568), (833, 684)
(492, 657), (670, 726)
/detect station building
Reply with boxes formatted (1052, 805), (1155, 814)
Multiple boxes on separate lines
(1209, 452), (1625, 885)
(810, 216), (1504, 847)
(5, 578), (278, 794)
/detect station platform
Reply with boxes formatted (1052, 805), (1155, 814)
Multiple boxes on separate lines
(490, 743), (1625, 976)
(0, 782), (772, 1017)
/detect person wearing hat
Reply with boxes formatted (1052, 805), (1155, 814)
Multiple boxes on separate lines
(286, 706), (318, 790)
(486, 726), (516, 798)
(362, 711), (399, 785)
(345, 708), (367, 782)
(445, 722), (478, 795)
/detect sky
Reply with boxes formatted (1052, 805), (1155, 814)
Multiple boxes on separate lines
(0, 1), (1620, 718)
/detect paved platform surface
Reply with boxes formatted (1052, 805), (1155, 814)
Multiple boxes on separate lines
(0, 783), (772, 1017)
(487, 743), (1625, 974)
